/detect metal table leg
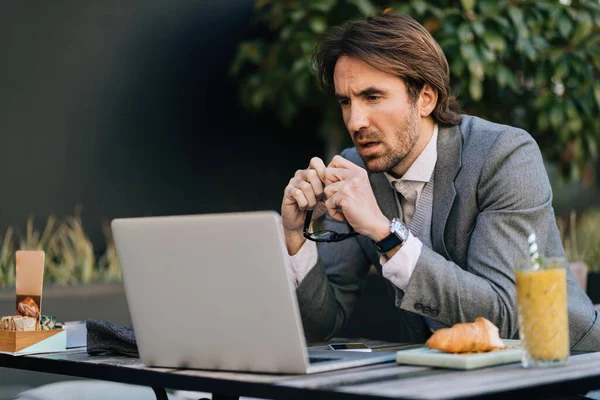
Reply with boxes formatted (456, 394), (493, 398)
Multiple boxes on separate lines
(152, 387), (169, 400)
(212, 395), (239, 400)
(152, 387), (238, 400)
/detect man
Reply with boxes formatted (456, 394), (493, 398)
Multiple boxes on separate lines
(281, 12), (600, 350)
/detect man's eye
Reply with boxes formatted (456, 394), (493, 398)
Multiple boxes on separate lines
(367, 95), (380, 101)
(339, 100), (350, 106)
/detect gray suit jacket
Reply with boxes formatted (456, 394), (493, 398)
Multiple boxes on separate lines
(296, 115), (600, 351)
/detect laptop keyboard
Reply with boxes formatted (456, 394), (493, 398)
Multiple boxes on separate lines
(308, 357), (336, 364)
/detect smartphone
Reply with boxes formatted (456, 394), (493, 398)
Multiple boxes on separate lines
(328, 343), (372, 352)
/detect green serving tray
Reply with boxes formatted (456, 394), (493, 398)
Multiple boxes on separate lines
(396, 339), (521, 370)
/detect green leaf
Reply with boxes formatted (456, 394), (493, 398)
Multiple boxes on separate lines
(574, 137), (584, 165)
(294, 74), (309, 99)
(558, 15), (573, 38)
(531, 36), (549, 52)
(457, 23), (474, 43)
(428, 7), (445, 19)
(537, 113), (549, 132)
(230, 41), (263, 75)
(566, 100), (578, 119)
(290, 10), (306, 22)
(550, 105), (564, 129)
(460, 0), (475, 13)
(526, 41), (538, 61)
(569, 163), (580, 182)
(508, 7), (529, 40)
(437, 37), (457, 49)
(477, 43), (495, 62)
(591, 53), (600, 71)
(460, 42), (478, 60)
(450, 57), (466, 76)
(594, 83), (600, 109)
(489, 15), (511, 29)
(495, 64), (513, 88)
(412, 0), (428, 15)
(309, 0), (337, 13)
(471, 20), (485, 37)
(579, 94), (593, 117)
(534, 93), (551, 109)
(469, 75), (483, 100)
(299, 36), (316, 54)
(478, 0), (497, 15)
(241, 42), (262, 63)
(547, 48), (564, 64)
(554, 62), (568, 81)
(482, 32), (506, 53)
(564, 6), (579, 20)
(572, 17), (593, 45)
(348, 0), (376, 16)
(250, 89), (267, 110)
(460, 43), (484, 79)
(280, 96), (296, 125)
(255, 0), (273, 9)
(586, 133), (599, 159)
(507, 7), (524, 29)
(280, 26), (293, 41)
(558, 125), (570, 144)
(567, 117), (583, 134)
(309, 16), (327, 33)
(291, 58), (307, 73)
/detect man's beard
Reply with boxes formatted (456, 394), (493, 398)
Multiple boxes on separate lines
(356, 108), (420, 174)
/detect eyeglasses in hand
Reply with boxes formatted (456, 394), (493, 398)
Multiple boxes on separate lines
(303, 209), (359, 243)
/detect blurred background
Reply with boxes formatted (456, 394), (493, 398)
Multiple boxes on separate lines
(0, 0), (599, 397)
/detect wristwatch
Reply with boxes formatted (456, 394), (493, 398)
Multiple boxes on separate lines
(375, 218), (409, 253)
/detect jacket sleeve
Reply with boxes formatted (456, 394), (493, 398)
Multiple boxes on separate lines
(294, 213), (372, 341)
(399, 129), (573, 341)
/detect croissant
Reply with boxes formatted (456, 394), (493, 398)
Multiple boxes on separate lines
(17, 297), (40, 318)
(426, 317), (505, 353)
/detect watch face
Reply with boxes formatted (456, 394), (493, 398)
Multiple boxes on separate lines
(391, 219), (409, 242)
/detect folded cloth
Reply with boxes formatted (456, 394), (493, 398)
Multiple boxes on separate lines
(40, 315), (56, 330)
(86, 320), (138, 357)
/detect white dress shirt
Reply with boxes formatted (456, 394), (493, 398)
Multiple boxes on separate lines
(287, 125), (438, 291)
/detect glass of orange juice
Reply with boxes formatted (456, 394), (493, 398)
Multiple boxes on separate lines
(515, 257), (569, 368)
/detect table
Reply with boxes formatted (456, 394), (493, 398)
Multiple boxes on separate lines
(1, 342), (600, 400)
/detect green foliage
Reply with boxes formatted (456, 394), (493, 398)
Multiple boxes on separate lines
(231, 0), (600, 176)
(558, 209), (600, 272)
(0, 208), (121, 287)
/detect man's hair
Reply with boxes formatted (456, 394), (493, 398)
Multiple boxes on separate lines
(313, 12), (462, 127)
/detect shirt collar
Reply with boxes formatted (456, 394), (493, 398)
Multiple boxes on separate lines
(384, 124), (438, 184)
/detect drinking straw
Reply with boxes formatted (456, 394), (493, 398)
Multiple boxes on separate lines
(528, 231), (541, 271)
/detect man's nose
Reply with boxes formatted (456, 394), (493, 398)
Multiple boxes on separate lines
(347, 106), (370, 133)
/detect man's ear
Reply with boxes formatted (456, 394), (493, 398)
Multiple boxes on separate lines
(419, 83), (438, 117)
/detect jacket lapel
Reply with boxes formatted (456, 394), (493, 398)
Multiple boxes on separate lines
(369, 172), (399, 220)
(432, 125), (462, 259)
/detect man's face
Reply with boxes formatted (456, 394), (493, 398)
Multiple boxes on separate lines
(333, 56), (421, 173)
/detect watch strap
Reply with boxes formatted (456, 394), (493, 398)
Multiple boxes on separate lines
(375, 232), (403, 253)
(375, 218), (408, 253)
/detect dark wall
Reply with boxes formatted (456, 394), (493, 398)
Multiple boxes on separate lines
(0, 1), (324, 249)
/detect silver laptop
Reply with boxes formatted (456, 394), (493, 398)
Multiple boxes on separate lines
(111, 211), (395, 374)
